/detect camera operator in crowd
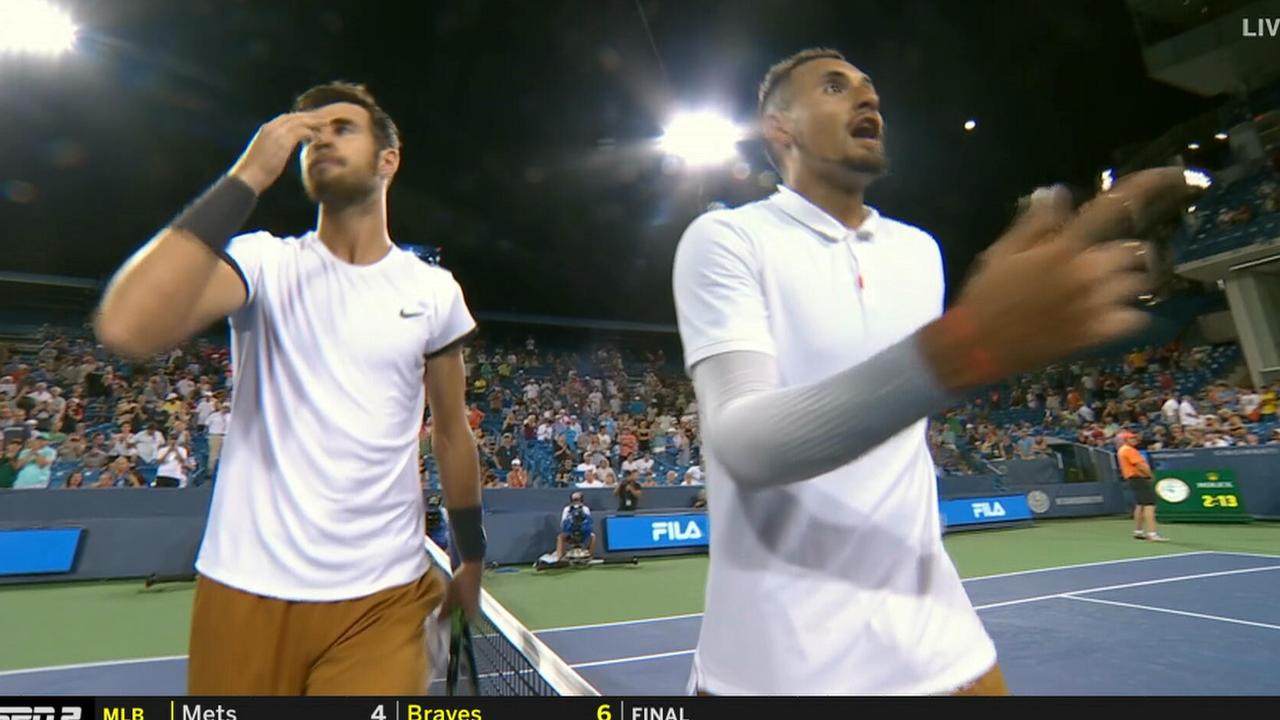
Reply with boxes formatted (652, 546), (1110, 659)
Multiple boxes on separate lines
(615, 469), (643, 512)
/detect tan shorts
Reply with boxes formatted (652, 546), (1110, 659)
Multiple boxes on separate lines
(187, 569), (447, 695)
(952, 664), (1010, 696)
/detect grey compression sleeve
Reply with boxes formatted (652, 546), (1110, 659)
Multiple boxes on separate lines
(691, 335), (961, 489)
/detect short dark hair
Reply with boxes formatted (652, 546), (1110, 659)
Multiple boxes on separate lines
(292, 81), (401, 151)
(757, 47), (846, 170)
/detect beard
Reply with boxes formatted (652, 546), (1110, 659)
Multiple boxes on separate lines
(839, 135), (890, 177)
(302, 160), (379, 209)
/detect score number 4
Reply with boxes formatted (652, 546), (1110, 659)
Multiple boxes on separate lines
(1202, 494), (1239, 508)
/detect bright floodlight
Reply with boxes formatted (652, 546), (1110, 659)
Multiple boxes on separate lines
(1186, 142), (1200, 150)
(963, 119), (977, 132)
(0, 0), (78, 55)
(1214, 132), (1229, 141)
(660, 111), (744, 167)
(1100, 168), (1115, 192)
(1184, 169), (1212, 189)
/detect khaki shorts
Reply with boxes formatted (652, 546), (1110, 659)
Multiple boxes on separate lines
(187, 569), (447, 695)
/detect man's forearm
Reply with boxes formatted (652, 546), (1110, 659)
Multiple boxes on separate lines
(434, 426), (482, 509)
(694, 330), (967, 490)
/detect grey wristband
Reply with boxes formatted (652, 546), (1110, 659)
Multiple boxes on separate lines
(171, 175), (258, 253)
(449, 505), (487, 562)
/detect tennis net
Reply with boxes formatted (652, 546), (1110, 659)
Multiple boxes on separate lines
(425, 539), (599, 696)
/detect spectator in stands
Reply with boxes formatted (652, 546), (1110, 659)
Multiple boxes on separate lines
(206, 399), (230, 476)
(81, 433), (110, 470)
(94, 470), (116, 488)
(12, 433), (56, 489)
(0, 438), (21, 489)
(1160, 394), (1179, 425)
(4, 409), (31, 444)
(109, 421), (135, 460)
(494, 433), (516, 471)
(1269, 429), (1280, 445)
(686, 461), (706, 484)
(503, 458), (526, 488)
(1031, 435), (1051, 457)
(575, 464), (604, 488)
(57, 432), (86, 462)
(663, 469), (679, 486)
(1178, 395), (1200, 428)
(133, 422), (165, 464)
(633, 451), (655, 480)
(196, 392), (216, 429)
(154, 435), (191, 488)
(64, 470), (84, 489)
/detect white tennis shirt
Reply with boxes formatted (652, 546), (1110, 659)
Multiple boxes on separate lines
(195, 231), (476, 601)
(673, 185), (996, 695)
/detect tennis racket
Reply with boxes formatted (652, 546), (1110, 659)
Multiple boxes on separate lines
(446, 606), (481, 695)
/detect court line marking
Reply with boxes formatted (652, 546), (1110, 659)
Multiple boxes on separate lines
(535, 552), (1227, 634)
(960, 551), (1213, 582)
(537, 612), (704, 635)
(569, 649), (695, 670)
(974, 564), (1280, 611)
(1204, 550), (1280, 560)
(1062, 595), (1280, 631)
(3, 553), (1269, 677)
(0, 655), (186, 677)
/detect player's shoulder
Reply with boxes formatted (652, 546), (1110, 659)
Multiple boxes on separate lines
(674, 197), (780, 268)
(680, 195), (783, 241)
(391, 247), (467, 291)
(873, 209), (942, 248)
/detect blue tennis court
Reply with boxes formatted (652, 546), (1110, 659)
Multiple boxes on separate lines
(2, 551), (1277, 695)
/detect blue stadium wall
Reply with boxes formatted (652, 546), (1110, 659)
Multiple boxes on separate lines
(2, 446), (1276, 585)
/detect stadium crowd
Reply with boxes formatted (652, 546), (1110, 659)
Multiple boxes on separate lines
(928, 341), (1280, 475)
(3, 323), (1278, 491)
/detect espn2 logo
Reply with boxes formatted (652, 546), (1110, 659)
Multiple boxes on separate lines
(0, 708), (83, 720)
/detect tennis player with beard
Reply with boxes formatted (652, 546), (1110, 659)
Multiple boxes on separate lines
(95, 82), (484, 695)
(672, 48), (1198, 695)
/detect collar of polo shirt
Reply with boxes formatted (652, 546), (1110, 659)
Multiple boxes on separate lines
(772, 184), (880, 242)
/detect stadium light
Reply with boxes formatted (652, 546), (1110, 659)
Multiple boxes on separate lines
(963, 119), (977, 132)
(659, 111), (745, 167)
(1214, 132), (1229, 141)
(0, 0), (78, 55)
(1187, 142), (1200, 150)
(1100, 168), (1115, 192)
(1184, 169), (1211, 189)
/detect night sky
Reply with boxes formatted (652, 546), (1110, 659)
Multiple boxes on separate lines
(1, 0), (1225, 324)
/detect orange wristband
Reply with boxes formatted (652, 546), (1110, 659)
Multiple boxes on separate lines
(934, 307), (1003, 387)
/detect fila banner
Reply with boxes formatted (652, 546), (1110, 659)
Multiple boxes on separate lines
(938, 494), (1033, 529)
(603, 512), (709, 551)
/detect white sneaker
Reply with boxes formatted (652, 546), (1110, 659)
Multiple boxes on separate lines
(1146, 533), (1169, 542)
(1133, 530), (1146, 539)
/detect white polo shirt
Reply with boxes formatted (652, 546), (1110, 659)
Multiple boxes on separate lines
(195, 230), (476, 601)
(672, 185), (995, 695)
